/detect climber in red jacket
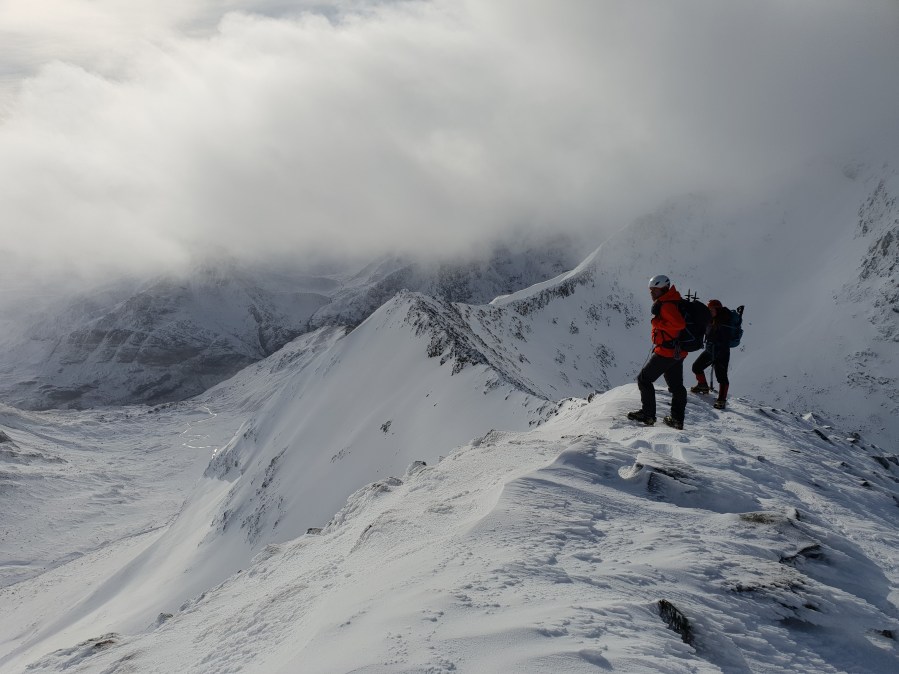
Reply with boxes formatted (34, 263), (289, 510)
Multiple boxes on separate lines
(627, 274), (688, 429)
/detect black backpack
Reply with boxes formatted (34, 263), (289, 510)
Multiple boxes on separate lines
(677, 299), (712, 352)
(725, 306), (745, 347)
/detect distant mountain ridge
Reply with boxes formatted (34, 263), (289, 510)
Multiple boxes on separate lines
(0, 239), (580, 410)
(306, 239), (578, 329)
(0, 263), (332, 409)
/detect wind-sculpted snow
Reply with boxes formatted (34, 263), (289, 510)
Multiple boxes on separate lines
(0, 402), (216, 591)
(13, 387), (897, 673)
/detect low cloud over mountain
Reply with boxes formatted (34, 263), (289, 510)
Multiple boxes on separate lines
(2, 1), (898, 290)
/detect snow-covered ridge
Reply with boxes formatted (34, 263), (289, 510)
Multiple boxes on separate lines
(178, 271), (640, 556)
(10, 387), (897, 672)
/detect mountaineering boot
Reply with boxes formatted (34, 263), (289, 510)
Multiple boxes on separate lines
(627, 410), (656, 425)
(690, 383), (710, 394)
(714, 384), (728, 409)
(663, 415), (684, 430)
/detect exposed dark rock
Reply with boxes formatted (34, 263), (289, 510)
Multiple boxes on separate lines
(404, 294), (542, 397)
(510, 270), (592, 317)
(812, 428), (833, 444)
(872, 456), (891, 470)
(658, 599), (694, 646)
(780, 544), (824, 565)
(739, 512), (792, 525)
(155, 613), (173, 627)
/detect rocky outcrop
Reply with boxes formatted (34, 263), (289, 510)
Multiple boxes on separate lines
(858, 178), (899, 284)
(854, 173), (899, 344)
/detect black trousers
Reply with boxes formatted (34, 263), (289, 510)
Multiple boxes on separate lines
(637, 354), (687, 421)
(691, 347), (730, 386)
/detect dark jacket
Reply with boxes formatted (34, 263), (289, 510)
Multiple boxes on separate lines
(705, 306), (732, 352)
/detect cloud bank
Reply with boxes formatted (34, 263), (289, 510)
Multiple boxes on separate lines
(1, 0), (898, 283)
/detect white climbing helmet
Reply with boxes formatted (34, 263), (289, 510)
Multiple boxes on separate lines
(648, 274), (671, 290)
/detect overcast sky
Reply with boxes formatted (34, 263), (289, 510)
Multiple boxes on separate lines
(1, 0), (898, 286)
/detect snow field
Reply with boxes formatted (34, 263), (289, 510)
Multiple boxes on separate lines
(16, 386), (897, 673)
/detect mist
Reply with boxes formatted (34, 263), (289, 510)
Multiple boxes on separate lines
(1, 0), (898, 291)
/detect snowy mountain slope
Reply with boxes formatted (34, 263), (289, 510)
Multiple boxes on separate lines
(0, 239), (579, 411)
(5, 219), (899, 671)
(0, 328), (354, 665)
(844, 167), (899, 384)
(12, 387), (898, 673)
(463, 271), (639, 398)
(0, 401), (219, 590)
(0, 304), (546, 663)
(0, 262), (333, 410)
(177, 264), (640, 575)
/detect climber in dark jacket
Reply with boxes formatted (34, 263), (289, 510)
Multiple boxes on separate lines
(690, 299), (731, 409)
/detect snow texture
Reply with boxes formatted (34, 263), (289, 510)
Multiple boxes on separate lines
(3, 388), (897, 672)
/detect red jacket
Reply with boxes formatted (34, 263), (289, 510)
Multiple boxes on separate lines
(651, 286), (686, 359)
